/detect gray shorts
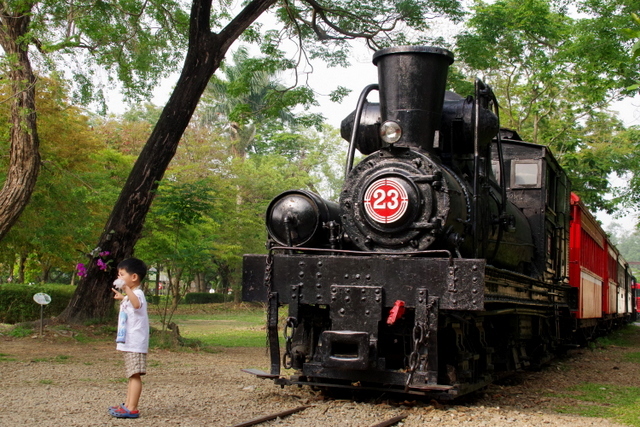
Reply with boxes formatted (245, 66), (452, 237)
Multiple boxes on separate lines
(123, 352), (147, 378)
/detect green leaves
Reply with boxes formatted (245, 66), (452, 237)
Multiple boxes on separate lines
(455, 0), (640, 213)
(631, 12), (640, 54)
(268, 0), (464, 68)
(0, 76), (133, 272)
(329, 86), (352, 103)
(152, 180), (216, 227)
(621, 12), (640, 90)
(27, 0), (190, 105)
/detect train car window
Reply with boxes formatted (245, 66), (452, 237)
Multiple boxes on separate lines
(511, 160), (541, 188)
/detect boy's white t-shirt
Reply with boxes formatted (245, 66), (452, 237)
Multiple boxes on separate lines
(116, 288), (149, 354)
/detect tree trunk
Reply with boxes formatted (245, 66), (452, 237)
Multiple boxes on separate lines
(6, 254), (16, 283)
(170, 267), (184, 313)
(42, 265), (51, 283)
(195, 272), (207, 293)
(216, 261), (232, 300)
(0, 4), (41, 243)
(18, 253), (26, 284)
(58, 0), (276, 323)
(154, 265), (161, 296)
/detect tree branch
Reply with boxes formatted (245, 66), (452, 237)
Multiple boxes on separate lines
(218, 0), (277, 53)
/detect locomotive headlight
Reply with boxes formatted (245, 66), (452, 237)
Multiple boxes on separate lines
(380, 121), (402, 144)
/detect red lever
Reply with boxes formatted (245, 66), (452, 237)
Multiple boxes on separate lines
(386, 300), (406, 325)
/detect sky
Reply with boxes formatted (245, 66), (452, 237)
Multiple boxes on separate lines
(138, 41), (382, 127)
(140, 42), (640, 130)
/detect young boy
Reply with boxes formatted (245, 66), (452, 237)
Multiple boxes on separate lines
(108, 258), (149, 419)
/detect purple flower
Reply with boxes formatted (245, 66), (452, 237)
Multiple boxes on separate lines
(76, 263), (87, 277)
(96, 258), (107, 271)
(99, 251), (110, 257)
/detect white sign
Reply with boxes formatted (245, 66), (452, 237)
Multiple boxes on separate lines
(33, 293), (51, 305)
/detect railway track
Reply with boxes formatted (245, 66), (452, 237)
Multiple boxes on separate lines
(230, 406), (407, 427)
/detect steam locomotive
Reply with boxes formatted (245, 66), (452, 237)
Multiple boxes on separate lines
(241, 46), (636, 399)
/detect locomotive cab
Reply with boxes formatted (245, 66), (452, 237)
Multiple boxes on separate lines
(491, 134), (571, 282)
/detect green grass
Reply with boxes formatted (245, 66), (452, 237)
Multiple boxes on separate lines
(8, 325), (33, 338)
(624, 351), (640, 363)
(73, 333), (92, 343)
(0, 353), (16, 362)
(185, 328), (267, 347)
(100, 325), (117, 335)
(149, 304), (268, 348)
(30, 355), (73, 363)
(555, 383), (640, 426)
(594, 325), (639, 347)
(549, 324), (640, 426)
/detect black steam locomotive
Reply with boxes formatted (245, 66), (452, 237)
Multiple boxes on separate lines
(241, 46), (628, 398)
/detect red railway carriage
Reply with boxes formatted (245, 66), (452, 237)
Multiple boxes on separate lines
(569, 193), (634, 327)
(633, 283), (640, 320)
(569, 193), (604, 320)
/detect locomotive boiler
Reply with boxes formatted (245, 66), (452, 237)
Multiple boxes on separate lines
(241, 46), (634, 398)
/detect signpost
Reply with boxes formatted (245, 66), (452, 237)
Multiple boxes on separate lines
(33, 293), (51, 337)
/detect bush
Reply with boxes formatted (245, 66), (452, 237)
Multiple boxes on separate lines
(183, 292), (230, 304)
(0, 283), (75, 324)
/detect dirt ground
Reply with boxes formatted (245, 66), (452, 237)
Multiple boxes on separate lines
(1, 325), (639, 427)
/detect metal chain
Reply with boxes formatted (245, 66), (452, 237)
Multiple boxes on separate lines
(283, 317), (297, 369)
(407, 323), (425, 372)
(405, 299), (435, 391)
(264, 252), (298, 370)
(264, 252), (274, 350)
(264, 252), (273, 292)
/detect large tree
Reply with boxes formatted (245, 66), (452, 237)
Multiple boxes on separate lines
(0, 2), (41, 242)
(58, 0), (465, 322)
(0, 77), (133, 283)
(0, 0), (188, 242)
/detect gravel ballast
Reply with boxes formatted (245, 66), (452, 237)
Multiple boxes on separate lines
(1, 327), (638, 427)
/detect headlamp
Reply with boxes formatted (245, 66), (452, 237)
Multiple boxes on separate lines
(380, 121), (402, 144)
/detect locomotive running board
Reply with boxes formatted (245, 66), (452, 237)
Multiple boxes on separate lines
(241, 368), (279, 379)
(241, 368), (496, 400)
(241, 369), (464, 398)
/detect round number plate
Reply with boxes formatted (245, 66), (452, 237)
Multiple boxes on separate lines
(363, 178), (409, 224)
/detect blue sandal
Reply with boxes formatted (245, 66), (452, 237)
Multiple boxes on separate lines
(109, 404), (140, 418)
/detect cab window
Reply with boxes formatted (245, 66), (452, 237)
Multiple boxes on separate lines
(511, 160), (541, 188)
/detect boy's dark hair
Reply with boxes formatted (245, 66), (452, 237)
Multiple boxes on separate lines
(117, 258), (147, 281)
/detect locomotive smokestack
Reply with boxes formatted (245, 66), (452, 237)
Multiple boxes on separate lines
(373, 46), (453, 151)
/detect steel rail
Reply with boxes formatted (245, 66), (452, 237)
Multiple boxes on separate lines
(229, 405), (309, 427)
(230, 406), (408, 427)
(369, 413), (409, 427)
